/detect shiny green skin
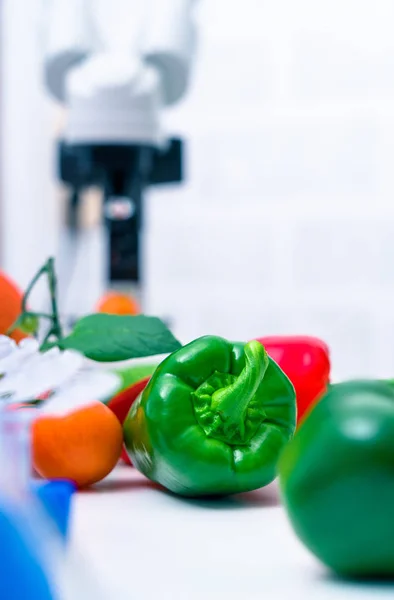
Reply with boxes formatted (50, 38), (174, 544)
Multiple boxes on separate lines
(279, 380), (394, 578)
(123, 335), (296, 497)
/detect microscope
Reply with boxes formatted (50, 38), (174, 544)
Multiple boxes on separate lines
(43, 0), (197, 293)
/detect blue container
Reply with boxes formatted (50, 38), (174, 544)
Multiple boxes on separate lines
(31, 480), (76, 541)
(0, 500), (56, 600)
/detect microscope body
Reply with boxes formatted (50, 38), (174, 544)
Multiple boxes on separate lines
(43, 0), (197, 285)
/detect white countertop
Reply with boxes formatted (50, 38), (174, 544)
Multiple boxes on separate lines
(69, 466), (393, 600)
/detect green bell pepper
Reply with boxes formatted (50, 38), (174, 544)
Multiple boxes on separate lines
(124, 335), (296, 496)
(279, 380), (394, 578)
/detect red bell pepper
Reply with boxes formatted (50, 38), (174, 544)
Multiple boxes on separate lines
(106, 376), (151, 465)
(255, 336), (331, 425)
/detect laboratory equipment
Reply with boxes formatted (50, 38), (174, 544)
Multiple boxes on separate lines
(0, 337), (118, 598)
(42, 0), (198, 303)
(0, 408), (61, 599)
(32, 480), (76, 541)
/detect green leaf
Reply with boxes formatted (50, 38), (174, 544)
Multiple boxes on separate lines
(51, 314), (182, 362)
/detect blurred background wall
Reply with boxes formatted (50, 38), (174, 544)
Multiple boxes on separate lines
(0, 0), (58, 293)
(2, 0), (394, 380)
(145, 0), (394, 381)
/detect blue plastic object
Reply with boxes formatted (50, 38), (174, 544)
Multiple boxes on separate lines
(0, 408), (74, 598)
(0, 500), (55, 599)
(32, 480), (76, 540)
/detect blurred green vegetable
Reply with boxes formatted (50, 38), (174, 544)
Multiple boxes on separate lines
(279, 379), (394, 578)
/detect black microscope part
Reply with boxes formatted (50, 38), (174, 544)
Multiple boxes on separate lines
(58, 139), (184, 282)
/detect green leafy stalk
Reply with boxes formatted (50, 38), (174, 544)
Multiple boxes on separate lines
(6, 257), (63, 345)
(6, 257), (182, 362)
(40, 257), (63, 345)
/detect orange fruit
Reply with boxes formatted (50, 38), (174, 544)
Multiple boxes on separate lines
(32, 401), (123, 488)
(96, 291), (140, 316)
(0, 271), (28, 342)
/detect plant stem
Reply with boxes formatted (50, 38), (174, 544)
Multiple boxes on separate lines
(7, 257), (63, 348)
(46, 257), (63, 341)
(24, 311), (53, 320)
(21, 263), (48, 313)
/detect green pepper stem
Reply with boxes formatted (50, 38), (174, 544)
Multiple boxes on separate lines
(211, 341), (269, 439)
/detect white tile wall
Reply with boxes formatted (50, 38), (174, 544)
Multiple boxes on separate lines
(188, 118), (380, 200)
(144, 0), (394, 381)
(291, 218), (394, 289)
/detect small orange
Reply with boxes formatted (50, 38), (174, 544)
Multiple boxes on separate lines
(32, 401), (123, 488)
(96, 291), (140, 316)
(0, 271), (28, 342)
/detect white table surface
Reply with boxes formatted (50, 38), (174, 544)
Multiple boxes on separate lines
(69, 466), (393, 600)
